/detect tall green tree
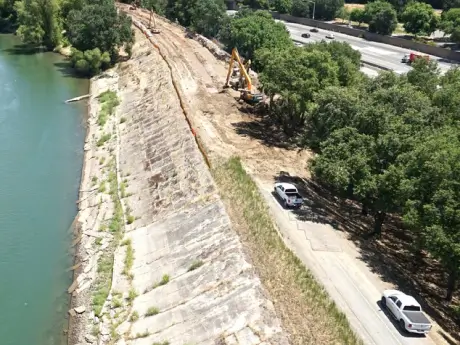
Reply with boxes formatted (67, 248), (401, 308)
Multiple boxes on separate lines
(14, 0), (62, 48)
(364, 1), (398, 35)
(190, 0), (225, 37)
(349, 7), (365, 26)
(67, 0), (133, 58)
(440, 8), (460, 44)
(273, 0), (292, 14)
(401, 128), (460, 301)
(291, 0), (310, 17)
(220, 11), (293, 64)
(406, 57), (440, 97)
(401, 1), (438, 37)
(314, 0), (345, 20)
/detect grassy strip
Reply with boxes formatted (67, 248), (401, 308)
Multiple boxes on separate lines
(92, 158), (124, 317)
(97, 91), (120, 127)
(212, 157), (363, 345)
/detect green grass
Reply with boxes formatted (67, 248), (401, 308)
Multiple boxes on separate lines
(126, 215), (135, 224)
(127, 288), (138, 304)
(159, 274), (170, 285)
(145, 306), (160, 316)
(188, 260), (204, 272)
(134, 330), (150, 338)
(95, 237), (103, 246)
(121, 238), (131, 246)
(96, 133), (111, 147)
(91, 176), (98, 186)
(152, 342), (170, 345)
(122, 240), (134, 276)
(129, 311), (139, 322)
(97, 90), (119, 127)
(98, 181), (106, 193)
(212, 157), (363, 345)
(112, 297), (123, 308)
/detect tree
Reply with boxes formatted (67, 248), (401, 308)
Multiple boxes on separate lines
(349, 7), (365, 26)
(291, 0), (310, 17)
(364, 1), (398, 35)
(443, 0), (460, 11)
(165, 0), (197, 26)
(67, 0), (134, 58)
(242, 0), (269, 9)
(432, 67), (460, 121)
(220, 11), (293, 64)
(440, 8), (460, 43)
(400, 128), (460, 301)
(14, 0), (62, 49)
(273, 0), (292, 14)
(256, 45), (339, 132)
(314, 0), (345, 20)
(401, 2), (438, 37)
(406, 57), (440, 97)
(190, 0), (226, 37)
(336, 6), (350, 22)
(141, 0), (167, 15)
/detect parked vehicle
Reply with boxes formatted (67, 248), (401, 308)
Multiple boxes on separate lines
(274, 183), (303, 208)
(326, 33), (335, 39)
(294, 42), (303, 47)
(301, 33), (311, 38)
(402, 52), (429, 64)
(381, 290), (432, 334)
(310, 28), (319, 32)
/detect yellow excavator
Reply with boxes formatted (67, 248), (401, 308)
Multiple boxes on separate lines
(129, 0), (160, 34)
(224, 48), (263, 105)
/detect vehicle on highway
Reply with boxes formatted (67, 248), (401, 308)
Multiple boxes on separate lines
(310, 28), (319, 32)
(326, 33), (335, 39)
(381, 290), (432, 334)
(402, 52), (429, 64)
(274, 183), (303, 208)
(301, 33), (311, 38)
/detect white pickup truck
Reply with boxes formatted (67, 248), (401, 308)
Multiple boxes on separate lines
(381, 290), (432, 334)
(274, 182), (303, 208)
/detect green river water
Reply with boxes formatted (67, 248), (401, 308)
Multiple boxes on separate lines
(0, 34), (88, 345)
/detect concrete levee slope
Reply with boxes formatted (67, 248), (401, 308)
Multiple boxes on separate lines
(110, 29), (289, 345)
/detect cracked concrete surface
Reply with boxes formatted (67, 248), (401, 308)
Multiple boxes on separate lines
(107, 29), (289, 345)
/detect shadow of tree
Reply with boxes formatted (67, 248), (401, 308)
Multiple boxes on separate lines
(3, 43), (47, 55)
(232, 114), (298, 150)
(272, 171), (460, 341)
(53, 61), (88, 79)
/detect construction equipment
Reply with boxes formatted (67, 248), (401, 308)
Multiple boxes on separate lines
(148, 9), (161, 34)
(224, 48), (263, 105)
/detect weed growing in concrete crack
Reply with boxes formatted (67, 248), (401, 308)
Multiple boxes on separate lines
(129, 311), (139, 322)
(91, 325), (99, 336)
(122, 241), (134, 276)
(120, 182), (127, 198)
(121, 238), (131, 246)
(134, 330), (150, 339)
(126, 215), (135, 224)
(188, 260), (204, 272)
(97, 90), (119, 127)
(127, 288), (138, 304)
(159, 274), (170, 285)
(112, 297), (123, 308)
(91, 176), (98, 186)
(120, 117), (127, 124)
(99, 223), (107, 232)
(99, 156), (106, 165)
(95, 237), (103, 246)
(152, 341), (170, 345)
(145, 306), (160, 316)
(98, 181), (106, 193)
(96, 133), (112, 147)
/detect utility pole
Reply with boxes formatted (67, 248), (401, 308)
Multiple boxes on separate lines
(309, 1), (316, 20)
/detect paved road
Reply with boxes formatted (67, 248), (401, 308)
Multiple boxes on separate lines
(256, 180), (439, 345)
(282, 21), (455, 75)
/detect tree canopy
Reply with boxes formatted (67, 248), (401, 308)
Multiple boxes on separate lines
(401, 1), (438, 37)
(364, 1), (398, 35)
(440, 8), (460, 44)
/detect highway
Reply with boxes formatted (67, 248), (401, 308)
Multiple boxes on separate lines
(226, 10), (457, 76)
(283, 21), (455, 75)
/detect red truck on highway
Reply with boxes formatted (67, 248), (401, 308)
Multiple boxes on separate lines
(402, 52), (430, 64)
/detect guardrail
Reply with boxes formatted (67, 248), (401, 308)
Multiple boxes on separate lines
(274, 12), (460, 62)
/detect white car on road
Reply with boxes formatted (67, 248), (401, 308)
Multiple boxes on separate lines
(326, 33), (335, 39)
(381, 290), (432, 334)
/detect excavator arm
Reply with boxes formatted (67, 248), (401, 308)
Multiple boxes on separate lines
(225, 48), (253, 92)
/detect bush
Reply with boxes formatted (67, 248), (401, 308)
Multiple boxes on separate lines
(70, 47), (111, 77)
